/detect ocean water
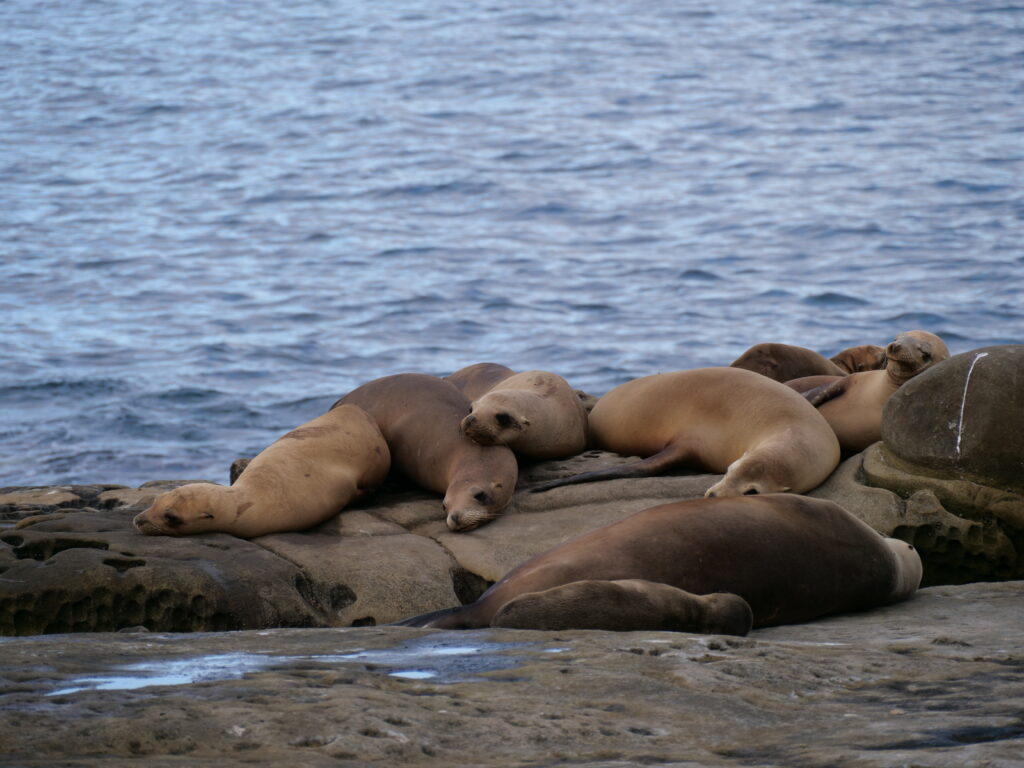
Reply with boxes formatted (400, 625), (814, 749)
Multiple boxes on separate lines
(1, 0), (1021, 487)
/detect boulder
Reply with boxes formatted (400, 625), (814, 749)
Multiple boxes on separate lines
(880, 344), (1024, 493)
(860, 345), (1024, 583)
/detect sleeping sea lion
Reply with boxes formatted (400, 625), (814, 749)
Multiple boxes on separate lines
(531, 367), (840, 497)
(133, 404), (390, 538)
(397, 494), (922, 632)
(803, 330), (950, 453)
(461, 370), (588, 460)
(830, 344), (887, 374)
(730, 343), (845, 381)
(333, 373), (518, 532)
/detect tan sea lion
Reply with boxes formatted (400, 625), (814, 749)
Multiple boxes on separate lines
(461, 370), (588, 460)
(333, 373), (518, 532)
(397, 494), (922, 632)
(830, 344), (887, 374)
(133, 404), (390, 538)
(444, 362), (516, 402)
(803, 330), (950, 453)
(730, 342), (845, 381)
(531, 367), (840, 497)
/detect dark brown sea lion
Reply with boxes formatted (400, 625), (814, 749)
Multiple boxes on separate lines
(397, 494), (922, 632)
(491, 579), (753, 635)
(803, 330), (950, 453)
(830, 344), (887, 374)
(333, 373), (518, 532)
(531, 367), (840, 497)
(730, 343), (845, 381)
(461, 370), (588, 460)
(133, 404), (390, 538)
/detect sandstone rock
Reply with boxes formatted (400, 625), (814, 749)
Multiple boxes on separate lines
(881, 344), (1024, 493)
(0, 581), (1020, 767)
(1, 445), (1020, 636)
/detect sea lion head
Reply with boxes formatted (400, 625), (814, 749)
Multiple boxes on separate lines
(704, 453), (790, 498)
(133, 483), (229, 536)
(884, 538), (923, 602)
(460, 392), (531, 447)
(442, 481), (505, 532)
(885, 331), (949, 380)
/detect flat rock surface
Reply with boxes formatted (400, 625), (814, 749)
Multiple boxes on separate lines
(1, 581), (1021, 767)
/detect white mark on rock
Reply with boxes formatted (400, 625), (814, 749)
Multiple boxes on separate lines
(955, 352), (989, 459)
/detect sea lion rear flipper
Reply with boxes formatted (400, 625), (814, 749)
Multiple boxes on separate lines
(530, 444), (690, 493)
(804, 379), (848, 408)
(390, 605), (467, 629)
(490, 579), (753, 636)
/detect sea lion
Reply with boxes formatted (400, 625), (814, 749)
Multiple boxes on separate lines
(531, 367), (840, 497)
(730, 343), (845, 381)
(830, 344), (887, 374)
(491, 579), (754, 635)
(333, 373), (518, 532)
(133, 404), (390, 538)
(461, 370), (588, 460)
(785, 374), (842, 395)
(397, 494), (922, 631)
(444, 362), (516, 402)
(803, 330), (950, 453)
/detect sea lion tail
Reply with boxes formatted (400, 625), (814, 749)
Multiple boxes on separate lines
(529, 466), (627, 493)
(531, 448), (686, 493)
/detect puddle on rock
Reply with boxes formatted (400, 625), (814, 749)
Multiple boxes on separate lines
(49, 653), (276, 696)
(47, 636), (539, 696)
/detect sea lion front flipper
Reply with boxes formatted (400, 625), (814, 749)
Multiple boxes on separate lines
(804, 378), (849, 408)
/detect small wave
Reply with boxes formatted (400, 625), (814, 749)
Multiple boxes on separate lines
(934, 179), (1012, 194)
(0, 378), (125, 400)
(803, 293), (870, 307)
(245, 190), (344, 205)
(883, 312), (948, 326)
(143, 388), (226, 405)
(679, 269), (720, 281)
(373, 180), (495, 199)
(516, 202), (575, 217)
(374, 246), (444, 258)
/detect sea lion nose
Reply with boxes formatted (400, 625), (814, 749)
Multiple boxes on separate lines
(887, 340), (903, 355)
(464, 413), (476, 427)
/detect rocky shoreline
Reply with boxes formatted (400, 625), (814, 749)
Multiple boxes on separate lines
(1, 345), (1022, 765)
(0, 445), (1018, 637)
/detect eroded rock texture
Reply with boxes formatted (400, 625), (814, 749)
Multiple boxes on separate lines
(863, 344), (1024, 584)
(0, 581), (1022, 767)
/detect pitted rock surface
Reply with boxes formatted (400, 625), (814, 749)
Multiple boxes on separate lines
(0, 582), (1021, 767)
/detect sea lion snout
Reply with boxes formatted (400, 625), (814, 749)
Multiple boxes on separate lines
(133, 511), (159, 535)
(446, 506), (494, 532)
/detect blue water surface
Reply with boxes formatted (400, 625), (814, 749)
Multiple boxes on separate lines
(1, 0), (1021, 487)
